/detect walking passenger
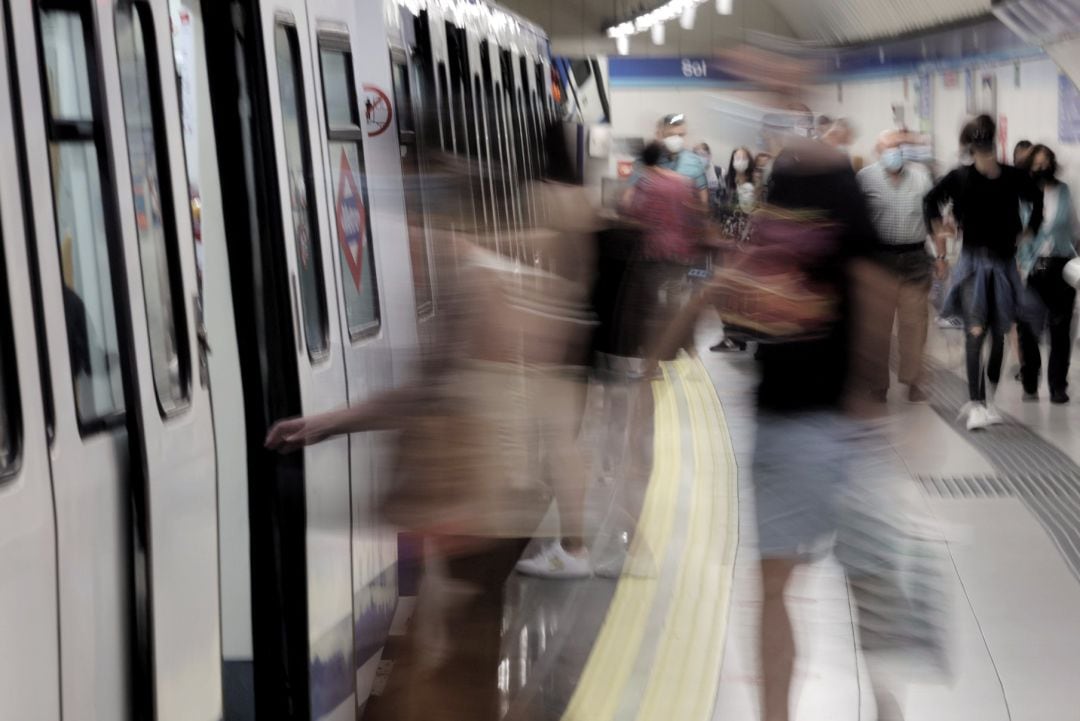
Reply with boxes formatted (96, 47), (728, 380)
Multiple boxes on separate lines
(622, 141), (706, 359)
(924, 115), (1044, 430)
(854, 129), (940, 403)
(1017, 144), (1078, 404)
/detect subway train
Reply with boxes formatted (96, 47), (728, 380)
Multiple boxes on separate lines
(0, 1), (555, 721)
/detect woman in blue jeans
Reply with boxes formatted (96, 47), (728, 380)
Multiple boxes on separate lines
(924, 115), (1044, 431)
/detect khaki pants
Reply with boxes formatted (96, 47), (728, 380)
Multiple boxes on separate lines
(852, 253), (931, 396)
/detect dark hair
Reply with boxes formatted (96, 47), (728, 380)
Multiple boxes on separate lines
(696, 142), (711, 154)
(541, 120), (579, 184)
(1030, 143), (1058, 180)
(641, 141), (665, 167)
(816, 115), (833, 129)
(959, 120), (975, 147)
(726, 146), (754, 191)
(1013, 139), (1034, 169)
(969, 114), (996, 153)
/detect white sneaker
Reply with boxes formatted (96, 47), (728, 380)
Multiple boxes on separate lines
(984, 404), (1004, 425)
(515, 543), (592, 579)
(966, 403), (990, 431)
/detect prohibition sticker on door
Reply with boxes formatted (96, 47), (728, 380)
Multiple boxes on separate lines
(362, 84), (393, 137)
(336, 149), (367, 291)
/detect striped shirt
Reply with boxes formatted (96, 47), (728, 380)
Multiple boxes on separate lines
(857, 162), (932, 246)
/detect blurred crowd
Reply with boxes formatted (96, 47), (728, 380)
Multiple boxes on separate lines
(262, 45), (1079, 721)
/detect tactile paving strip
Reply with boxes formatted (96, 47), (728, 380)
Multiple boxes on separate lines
(916, 361), (1080, 583)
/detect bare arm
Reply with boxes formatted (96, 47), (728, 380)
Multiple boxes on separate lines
(265, 383), (430, 453)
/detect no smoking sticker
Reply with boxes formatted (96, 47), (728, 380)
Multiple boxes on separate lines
(362, 84), (393, 137)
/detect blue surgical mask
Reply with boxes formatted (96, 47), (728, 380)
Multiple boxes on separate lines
(881, 148), (904, 172)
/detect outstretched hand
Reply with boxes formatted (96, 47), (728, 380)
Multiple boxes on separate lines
(265, 416), (326, 454)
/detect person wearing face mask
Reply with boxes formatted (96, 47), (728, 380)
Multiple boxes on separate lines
(628, 113), (709, 207)
(924, 115), (1044, 431)
(711, 146), (758, 352)
(1017, 144), (1078, 404)
(854, 129), (938, 403)
(694, 142), (721, 197)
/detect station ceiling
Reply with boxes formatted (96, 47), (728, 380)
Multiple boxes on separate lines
(499, 0), (993, 52)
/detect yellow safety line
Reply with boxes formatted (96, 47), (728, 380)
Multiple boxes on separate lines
(640, 357), (739, 721)
(561, 366), (683, 721)
(562, 357), (740, 721)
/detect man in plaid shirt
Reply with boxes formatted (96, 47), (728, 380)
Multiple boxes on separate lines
(855, 129), (942, 404)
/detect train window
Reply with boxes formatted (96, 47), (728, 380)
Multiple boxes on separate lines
(317, 41), (381, 340)
(437, 63), (452, 153)
(0, 247), (18, 476)
(39, 7), (126, 427)
(274, 23), (329, 357)
(389, 54), (434, 317)
(115, 1), (189, 415)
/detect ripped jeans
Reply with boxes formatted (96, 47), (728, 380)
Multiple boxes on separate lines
(961, 276), (1006, 403)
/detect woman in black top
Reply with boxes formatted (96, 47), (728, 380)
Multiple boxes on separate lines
(924, 115), (1044, 430)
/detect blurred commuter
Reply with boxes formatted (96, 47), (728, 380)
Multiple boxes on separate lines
(924, 115), (1044, 431)
(710, 146), (757, 352)
(265, 126), (598, 720)
(1014, 139), (1034, 172)
(694, 141), (722, 197)
(749, 124), (876, 721)
(815, 114), (833, 140)
(1017, 144), (1078, 404)
(822, 117), (855, 154)
(622, 141), (706, 359)
(633, 113), (709, 206)
(753, 152), (773, 198)
(854, 129), (939, 403)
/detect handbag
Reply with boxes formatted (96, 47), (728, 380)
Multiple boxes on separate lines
(834, 487), (952, 680)
(707, 204), (841, 341)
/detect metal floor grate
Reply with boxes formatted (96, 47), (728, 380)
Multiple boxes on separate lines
(916, 360), (1080, 582)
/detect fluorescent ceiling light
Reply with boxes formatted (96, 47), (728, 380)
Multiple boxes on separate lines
(616, 35), (630, 55)
(651, 21), (666, 44)
(680, 3), (697, 29)
(606, 0), (709, 39)
(717, 0), (733, 15)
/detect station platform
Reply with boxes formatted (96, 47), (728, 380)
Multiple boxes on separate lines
(375, 316), (1080, 721)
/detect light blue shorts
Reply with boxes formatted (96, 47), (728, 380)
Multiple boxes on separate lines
(752, 411), (852, 560)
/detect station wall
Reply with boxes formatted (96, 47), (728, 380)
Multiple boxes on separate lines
(605, 54), (1080, 191)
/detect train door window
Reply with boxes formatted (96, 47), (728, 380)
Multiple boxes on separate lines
(437, 63), (452, 153)
(274, 23), (329, 357)
(38, 6), (126, 427)
(115, 0), (189, 414)
(389, 53), (434, 318)
(0, 250), (17, 475)
(317, 39), (381, 339)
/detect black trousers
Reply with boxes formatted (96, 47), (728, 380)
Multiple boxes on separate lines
(1019, 259), (1077, 395)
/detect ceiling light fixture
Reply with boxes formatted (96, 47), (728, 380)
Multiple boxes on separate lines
(606, 0), (711, 40)
(717, 0), (733, 15)
(616, 35), (630, 55)
(680, 3), (697, 29)
(651, 21), (666, 45)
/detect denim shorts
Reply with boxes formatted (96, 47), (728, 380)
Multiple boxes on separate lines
(752, 411), (852, 559)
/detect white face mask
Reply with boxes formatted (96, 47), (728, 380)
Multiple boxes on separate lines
(733, 157), (750, 173)
(663, 135), (685, 154)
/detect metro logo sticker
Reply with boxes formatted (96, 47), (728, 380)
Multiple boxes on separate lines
(335, 149), (367, 291)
